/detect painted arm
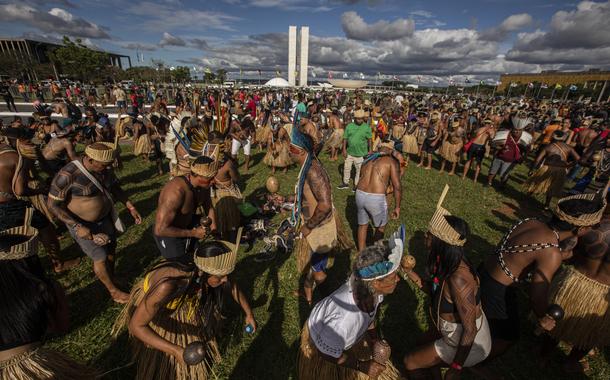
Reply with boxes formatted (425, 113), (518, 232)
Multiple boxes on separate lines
(154, 187), (198, 238)
(390, 159), (401, 219)
(231, 281), (257, 332)
(303, 166), (332, 233)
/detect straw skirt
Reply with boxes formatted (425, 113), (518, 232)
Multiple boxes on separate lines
(548, 266), (610, 349)
(297, 324), (399, 380)
(402, 134), (419, 155)
(524, 165), (567, 195)
(0, 346), (96, 380)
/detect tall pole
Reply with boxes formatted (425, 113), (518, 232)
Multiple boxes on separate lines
(550, 87), (556, 101)
(492, 85), (497, 98)
(536, 84), (543, 99)
(598, 80), (608, 104)
(507, 85), (512, 99)
(475, 84), (480, 98)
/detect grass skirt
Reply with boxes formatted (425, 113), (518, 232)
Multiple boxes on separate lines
(401, 134), (419, 155)
(297, 324), (399, 380)
(134, 135), (152, 156)
(327, 129), (345, 149)
(212, 183), (243, 239)
(295, 213), (355, 275)
(439, 141), (462, 163)
(112, 279), (221, 380)
(548, 266), (610, 349)
(256, 125), (271, 145)
(524, 165), (567, 195)
(263, 141), (292, 168)
(391, 125), (405, 141)
(0, 346), (97, 380)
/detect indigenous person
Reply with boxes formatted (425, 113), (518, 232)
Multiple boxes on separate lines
(0, 132), (77, 272)
(438, 119), (464, 176)
(206, 132), (242, 240)
(112, 235), (256, 380)
(230, 116), (255, 173)
(154, 156), (217, 262)
(525, 130), (580, 208)
(133, 119), (153, 160)
(48, 142), (142, 303)
(42, 129), (78, 172)
(404, 186), (491, 379)
(478, 193), (605, 360)
(339, 109), (372, 190)
(355, 143), (402, 251)
(543, 191), (610, 373)
(0, 213), (96, 380)
(290, 122), (350, 305)
(462, 120), (495, 183)
(417, 112), (442, 170)
(487, 116), (530, 187)
(297, 238), (402, 380)
(326, 109), (344, 161)
(401, 115), (420, 166)
(263, 115), (292, 174)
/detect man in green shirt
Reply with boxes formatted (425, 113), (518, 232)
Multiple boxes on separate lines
(338, 109), (372, 190)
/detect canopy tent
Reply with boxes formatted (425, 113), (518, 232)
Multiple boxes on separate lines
(264, 77), (293, 87)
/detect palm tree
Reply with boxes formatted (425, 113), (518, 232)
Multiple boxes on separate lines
(216, 69), (227, 84)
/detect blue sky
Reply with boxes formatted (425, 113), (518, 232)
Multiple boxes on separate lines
(1, 0), (609, 83)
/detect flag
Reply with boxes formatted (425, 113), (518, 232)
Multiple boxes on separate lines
(569, 84), (578, 91)
(343, 72), (348, 79)
(276, 70), (281, 76)
(257, 69), (262, 76)
(449, 79), (455, 86)
(510, 82), (518, 87)
(328, 71), (333, 79)
(528, 82), (534, 88)
(555, 83), (562, 89)
(480, 80), (485, 85)
(432, 79), (439, 84)
(393, 75), (399, 81)
(540, 83), (548, 89)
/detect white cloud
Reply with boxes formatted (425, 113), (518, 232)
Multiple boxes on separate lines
(0, 4), (110, 39)
(159, 32), (186, 47)
(479, 13), (533, 41)
(341, 11), (414, 41)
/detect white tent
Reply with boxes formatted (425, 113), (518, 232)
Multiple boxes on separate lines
(264, 77), (293, 87)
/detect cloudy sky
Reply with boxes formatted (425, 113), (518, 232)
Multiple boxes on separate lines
(1, 0), (609, 84)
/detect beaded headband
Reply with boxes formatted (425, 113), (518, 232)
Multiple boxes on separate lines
(194, 228), (242, 276)
(428, 185), (466, 247)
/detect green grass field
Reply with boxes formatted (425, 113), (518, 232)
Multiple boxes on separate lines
(45, 144), (609, 379)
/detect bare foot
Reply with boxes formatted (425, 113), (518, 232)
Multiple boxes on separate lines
(53, 257), (82, 273)
(111, 290), (130, 304)
(292, 289), (312, 306)
(448, 172), (454, 176)
(424, 166), (431, 170)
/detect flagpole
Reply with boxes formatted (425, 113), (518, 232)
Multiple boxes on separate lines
(507, 84), (512, 99)
(550, 87), (556, 101)
(536, 84), (542, 99)
(475, 83), (480, 98)
(492, 85), (496, 98)
(523, 85), (529, 98)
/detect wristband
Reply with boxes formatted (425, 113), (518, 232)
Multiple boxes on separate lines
(450, 362), (463, 371)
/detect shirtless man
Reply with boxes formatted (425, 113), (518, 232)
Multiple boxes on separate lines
(48, 143), (142, 303)
(542, 201), (610, 373)
(462, 119), (494, 182)
(355, 145), (402, 251)
(417, 115), (442, 170)
(230, 116), (255, 172)
(0, 135), (77, 273)
(299, 112), (323, 156)
(326, 110), (344, 161)
(526, 130), (580, 208)
(154, 156), (217, 263)
(289, 130), (336, 305)
(42, 130), (78, 171)
(477, 196), (602, 363)
(567, 121), (599, 181)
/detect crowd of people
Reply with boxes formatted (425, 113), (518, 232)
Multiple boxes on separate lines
(0, 82), (609, 380)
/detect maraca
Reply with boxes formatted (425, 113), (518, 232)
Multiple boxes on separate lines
(400, 255), (416, 272)
(200, 216), (213, 228)
(245, 324), (254, 334)
(372, 340), (391, 364)
(534, 303), (564, 336)
(183, 341), (206, 366)
(266, 176), (279, 194)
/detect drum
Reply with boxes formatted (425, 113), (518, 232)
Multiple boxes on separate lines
(492, 130), (532, 147)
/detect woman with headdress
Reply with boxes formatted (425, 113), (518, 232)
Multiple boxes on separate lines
(263, 113), (292, 174)
(0, 208), (96, 379)
(404, 186), (491, 379)
(438, 118), (464, 176)
(112, 232), (256, 380)
(297, 236), (402, 380)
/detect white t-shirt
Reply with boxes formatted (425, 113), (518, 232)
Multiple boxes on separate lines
(307, 279), (383, 358)
(113, 88), (126, 102)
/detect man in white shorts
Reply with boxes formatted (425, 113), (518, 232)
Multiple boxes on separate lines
(230, 115), (255, 172)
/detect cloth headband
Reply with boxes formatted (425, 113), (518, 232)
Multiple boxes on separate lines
(359, 225), (404, 281)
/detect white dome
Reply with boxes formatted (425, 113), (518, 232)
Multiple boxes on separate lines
(264, 77), (293, 87)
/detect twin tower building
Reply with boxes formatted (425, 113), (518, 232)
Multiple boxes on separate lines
(288, 25), (309, 87)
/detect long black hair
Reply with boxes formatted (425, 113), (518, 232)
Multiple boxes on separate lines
(0, 256), (58, 348)
(426, 215), (475, 283)
(145, 241), (232, 338)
